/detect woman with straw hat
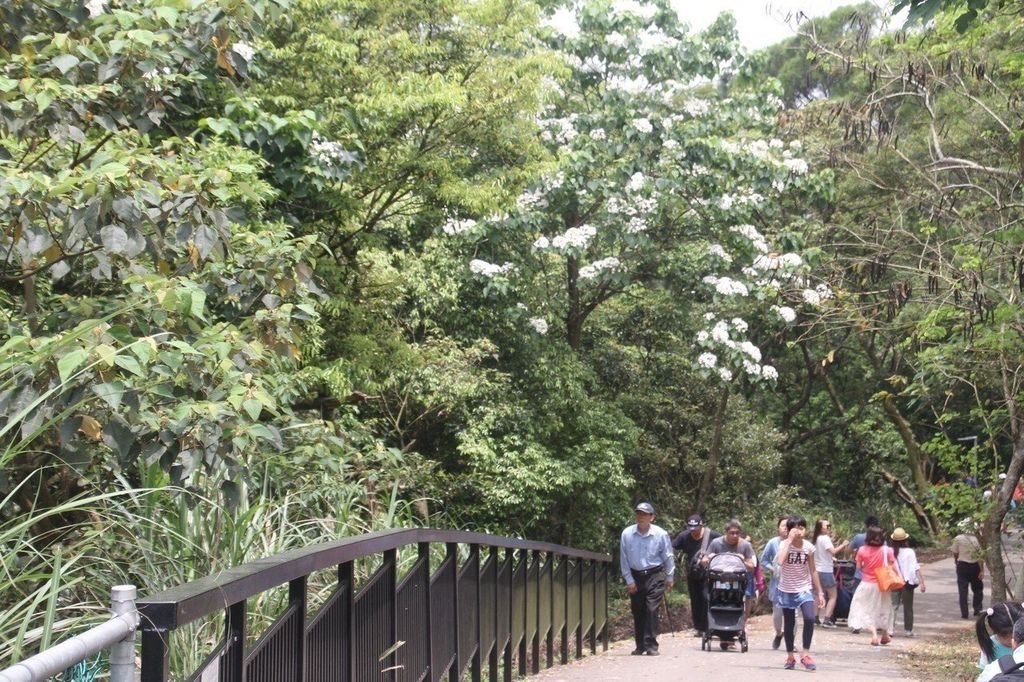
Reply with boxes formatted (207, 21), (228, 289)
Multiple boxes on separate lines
(890, 527), (926, 637)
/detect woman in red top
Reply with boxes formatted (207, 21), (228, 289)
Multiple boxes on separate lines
(847, 525), (896, 645)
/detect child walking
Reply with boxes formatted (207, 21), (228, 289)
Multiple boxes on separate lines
(775, 516), (826, 671)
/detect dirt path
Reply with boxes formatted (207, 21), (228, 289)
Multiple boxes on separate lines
(531, 553), (981, 681)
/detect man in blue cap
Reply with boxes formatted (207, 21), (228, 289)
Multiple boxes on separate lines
(620, 501), (675, 655)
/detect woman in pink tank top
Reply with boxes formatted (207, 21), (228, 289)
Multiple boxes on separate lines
(847, 525), (896, 645)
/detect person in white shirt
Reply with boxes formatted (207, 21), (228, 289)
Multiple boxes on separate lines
(813, 518), (849, 628)
(890, 527), (926, 637)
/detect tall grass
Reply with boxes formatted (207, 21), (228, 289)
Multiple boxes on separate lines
(0, 316), (440, 677)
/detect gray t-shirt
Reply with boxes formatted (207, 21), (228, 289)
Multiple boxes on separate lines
(707, 537), (754, 572)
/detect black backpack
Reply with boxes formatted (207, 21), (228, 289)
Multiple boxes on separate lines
(993, 654), (1024, 680)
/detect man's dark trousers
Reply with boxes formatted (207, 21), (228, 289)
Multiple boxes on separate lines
(956, 560), (983, 617)
(687, 573), (708, 632)
(630, 570), (666, 653)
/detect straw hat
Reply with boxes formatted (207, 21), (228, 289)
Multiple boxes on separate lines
(891, 527), (910, 542)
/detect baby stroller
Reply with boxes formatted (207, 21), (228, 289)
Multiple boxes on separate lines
(700, 553), (749, 652)
(833, 559), (856, 624)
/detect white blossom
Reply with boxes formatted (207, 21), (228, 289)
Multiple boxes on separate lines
(470, 259), (514, 277)
(516, 189), (547, 211)
(578, 257), (622, 279)
(612, 0), (657, 22)
(232, 41), (256, 63)
(769, 138), (785, 149)
(743, 360), (762, 376)
(683, 99), (710, 117)
(707, 244), (732, 263)
(606, 32), (628, 48)
(442, 218), (477, 235)
(771, 305), (797, 323)
(711, 320), (730, 343)
(85, 0), (106, 17)
(551, 224), (597, 250)
(580, 56), (606, 74)
(626, 217), (648, 234)
(779, 253), (803, 269)
(704, 276), (748, 297)
(738, 341), (762, 362)
(718, 367), (733, 381)
(310, 134), (355, 167)
(698, 352), (718, 368)
(801, 288), (821, 306)
(533, 236), (550, 249)
(627, 172), (647, 193)
(696, 331), (709, 343)
(783, 158), (809, 175)
(704, 312), (716, 321)
(590, 128), (606, 140)
(730, 318), (748, 333)
(730, 224), (769, 253)
(815, 283), (834, 300)
(529, 318), (549, 334)
(663, 139), (679, 150)
(631, 118), (654, 134)
(761, 365), (779, 380)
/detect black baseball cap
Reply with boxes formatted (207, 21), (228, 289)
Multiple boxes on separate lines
(685, 514), (703, 528)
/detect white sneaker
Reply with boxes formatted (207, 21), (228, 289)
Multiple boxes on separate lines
(904, 630), (914, 637)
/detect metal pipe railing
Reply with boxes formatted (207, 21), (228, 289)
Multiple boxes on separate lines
(0, 585), (139, 682)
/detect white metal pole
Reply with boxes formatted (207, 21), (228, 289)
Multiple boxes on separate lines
(109, 585), (137, 682)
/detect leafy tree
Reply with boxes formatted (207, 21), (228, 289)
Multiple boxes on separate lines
(797, 1), (1024, 596)
(895, 0), (1021, 33)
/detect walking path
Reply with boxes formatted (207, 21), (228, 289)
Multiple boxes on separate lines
(533, 554), (979, 681)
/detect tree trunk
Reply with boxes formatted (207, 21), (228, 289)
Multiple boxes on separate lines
(22, 269), (39, 335)
(983, 429), (1024, 601)
(880, 394), (942, 535)
(566, 256), (582, 351)
(695, 386), (729, 515)
(878, 469), (940, 535)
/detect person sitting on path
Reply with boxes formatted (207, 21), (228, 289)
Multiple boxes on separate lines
(890, 527), (925, 637)
(954, 524), (986, 619)
(976, 602), (1024, 670)
(813, 518), (849, 628)
(760, 517), (790, 650)
(775, 516), (825, 671)
(977, 607), (1024, 682)
(703, 519), (757, 650)
(673, 514), (720, 638)
(847, 525), (896, 646)
(619, 501), (675, 656)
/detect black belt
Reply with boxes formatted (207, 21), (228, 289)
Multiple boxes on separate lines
(632, 565), (663, 577)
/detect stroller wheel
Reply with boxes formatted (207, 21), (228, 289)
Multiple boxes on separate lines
(739, 631), (748, 653)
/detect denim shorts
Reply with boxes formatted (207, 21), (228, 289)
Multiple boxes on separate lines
(818, 571), (837, 589)
(775, 589), (815, 610)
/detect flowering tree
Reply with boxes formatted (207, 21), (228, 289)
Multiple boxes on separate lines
(442, 0), (834, 512)
(453, 0), (830, 371)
